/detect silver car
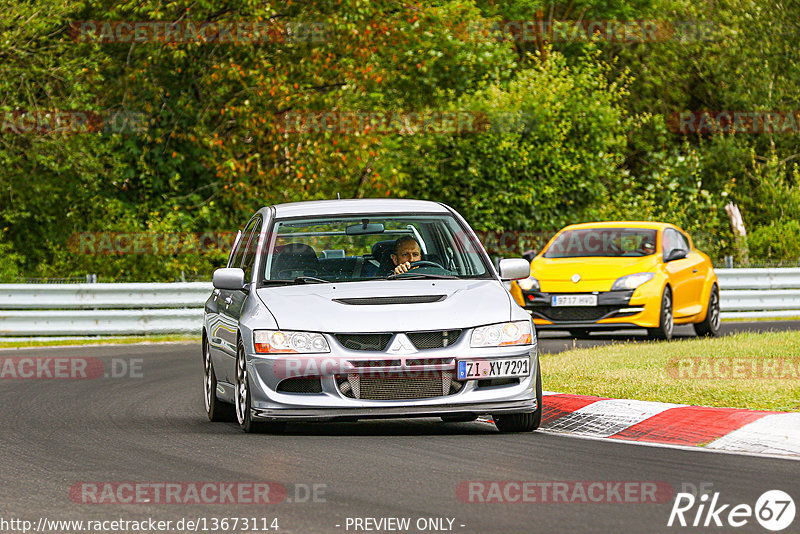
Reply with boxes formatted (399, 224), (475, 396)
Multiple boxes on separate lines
(202, 199), (541, 433)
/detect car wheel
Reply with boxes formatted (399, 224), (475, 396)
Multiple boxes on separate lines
(648, 286), (674, 341)
(693, 284), (721, 337)
(493, 360), (542, 433)
(204, 338), (235, 422)
(569, 329), (589, 338)
(441, 414), (479, 423)
(235, 341), (285, 434)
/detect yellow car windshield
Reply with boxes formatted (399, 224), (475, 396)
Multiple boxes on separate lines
(544, 228), (658, 258)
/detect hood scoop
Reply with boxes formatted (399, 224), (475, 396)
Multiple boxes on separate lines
(333, 295), (446, 305)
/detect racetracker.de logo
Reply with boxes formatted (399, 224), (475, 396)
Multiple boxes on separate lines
(0, 357), (142, 379)
(1, 110), (147, 135)
(457, 481), (674, 503)
(275, 110), (490, 135)
(272, 357), (460, 379)
(69, 20), (327, 44)
(69, 482), (288, 504)
(67, 231), (236, 255)
(666, 356), (800, 380)
(668, 111), (800, 134)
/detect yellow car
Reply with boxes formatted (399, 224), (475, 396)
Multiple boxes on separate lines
(510, 222), (720, 340)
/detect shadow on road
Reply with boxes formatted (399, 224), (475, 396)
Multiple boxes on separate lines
(199, 418), (500, 437)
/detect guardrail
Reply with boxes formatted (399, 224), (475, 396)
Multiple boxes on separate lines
(0, 282), (212, 310)
(716, 268), (800, 319)
(0, 283), (211, 336)
(0, 269), (799, 336)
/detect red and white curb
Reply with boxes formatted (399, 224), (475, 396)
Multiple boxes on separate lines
(538, 392), (800, 458)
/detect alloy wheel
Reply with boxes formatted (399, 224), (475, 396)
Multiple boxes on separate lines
(710, 290), (721, 330)
(235, 347), (248, 425)
(663, 290), (673, 337)
(203, 341), (213, 413)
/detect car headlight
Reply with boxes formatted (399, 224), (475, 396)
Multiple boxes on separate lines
(471, 321), (533, 347)
(517, 276), (540, 292)
(611, 272), (655, 291)
(254, 330), (330, 354)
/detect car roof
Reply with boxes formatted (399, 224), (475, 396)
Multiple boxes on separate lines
(267, 198), (451, 218)
(560, 221), (678, 231)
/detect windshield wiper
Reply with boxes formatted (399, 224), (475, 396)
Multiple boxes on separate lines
(262, 276), (331, 285)
(294, 276), (331, 284)
(385, 272), (460, 280)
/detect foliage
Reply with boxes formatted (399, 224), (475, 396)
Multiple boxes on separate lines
(393, 48), (632, 236)
(1, 0), (799, 279)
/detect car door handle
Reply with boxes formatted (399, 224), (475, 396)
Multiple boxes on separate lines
(692, 269), (698, 273)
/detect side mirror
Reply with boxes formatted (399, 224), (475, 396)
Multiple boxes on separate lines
(498, 258), (531, 281)
(664, 249), (688, 262)
(213, 268), (245, 290)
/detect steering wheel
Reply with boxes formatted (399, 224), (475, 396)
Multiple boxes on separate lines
(407, 260), (445, 270)
(388, 260), (447, 278)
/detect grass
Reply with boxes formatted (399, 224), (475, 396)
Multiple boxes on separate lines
(540, 330), (800, 412)
(0, 334), (201, 349)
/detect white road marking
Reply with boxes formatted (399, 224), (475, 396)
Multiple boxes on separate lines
(544, 398), (686, 438)
(706, 413), (800, 456)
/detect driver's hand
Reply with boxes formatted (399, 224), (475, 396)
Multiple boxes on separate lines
(393, 261), (412, 274)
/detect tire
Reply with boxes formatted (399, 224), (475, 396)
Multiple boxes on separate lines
(648, 286), (674, 341)
(235, 341), (286, 434)
(441, 414), (479, 423)
(493, 359), (543, 433)
(204, 338), (235, 422)
(569, 329), (589, 338)
(693, 284), (721, 337)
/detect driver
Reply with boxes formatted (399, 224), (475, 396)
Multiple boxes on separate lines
(392, 236), (422, 274)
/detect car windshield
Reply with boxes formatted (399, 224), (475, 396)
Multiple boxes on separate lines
(543, 228), (658, 258)
(259, 214), (492, 284)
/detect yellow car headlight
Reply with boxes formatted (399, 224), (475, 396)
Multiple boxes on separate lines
(611, 272), (655, 291)
(517, 276), (540, 291)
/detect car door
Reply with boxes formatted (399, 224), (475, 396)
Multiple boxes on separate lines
(677, 230), (707, 315)
(662, 228), (699, 317)
(216, 216), (261, 382)
(206, 229), (242, 382)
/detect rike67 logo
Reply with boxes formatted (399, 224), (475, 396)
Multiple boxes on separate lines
(668, 489), (795, 531)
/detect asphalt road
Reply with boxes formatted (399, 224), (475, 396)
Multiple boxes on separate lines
(1, 334), (798, 534)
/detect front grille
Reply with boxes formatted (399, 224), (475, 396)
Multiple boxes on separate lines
(335, 333), (392, 351)
(405, 357), (454, 367)
(349, 359), (401, 368)
(276, 377), (322, 394)
(537, 305), (620, 322)
(333, 295), (446, 305)
(336, 373), (457, 400)
(407, 330), (462, 349)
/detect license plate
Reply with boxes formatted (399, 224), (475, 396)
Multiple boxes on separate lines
(551, 294), (597, 307)
(457, 357), (530, 380)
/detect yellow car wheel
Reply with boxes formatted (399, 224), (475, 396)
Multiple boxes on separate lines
(694, 284), (721, 337)
(647, 286), (674, 341)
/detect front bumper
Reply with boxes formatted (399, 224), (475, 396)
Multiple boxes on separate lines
(520, 289), (657, 329)
(242, 334), (539, 422)
(252, 399), (537, 422)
